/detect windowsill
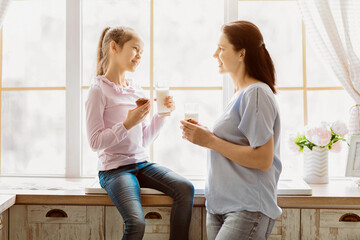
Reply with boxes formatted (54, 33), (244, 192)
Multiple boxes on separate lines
(1, 177), (360, 209)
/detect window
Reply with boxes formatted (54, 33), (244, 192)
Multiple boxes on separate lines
(1, 0), (66, 176)
(0, 0), (354, 178)
(235, 0), (354, 178)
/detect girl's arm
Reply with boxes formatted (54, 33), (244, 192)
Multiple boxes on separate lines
(85, 86), (128, 151)
(142, 96), (174, 147)
(142, 114), (166, 147)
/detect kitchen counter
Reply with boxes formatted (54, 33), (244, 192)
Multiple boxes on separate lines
(1, 177), (360, 209)
(0, 195), (15, 214)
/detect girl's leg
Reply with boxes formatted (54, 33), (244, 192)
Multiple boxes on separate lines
(206, 212), (223, 240)
(99, 169), (145, 240)
(214, 210), (275, 240)
(137, 163), (195, 240)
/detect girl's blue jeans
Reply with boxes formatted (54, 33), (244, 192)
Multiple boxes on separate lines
(98, 161), (195, 240)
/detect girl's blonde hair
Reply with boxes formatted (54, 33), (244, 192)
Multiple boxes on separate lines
(97, 26), (135, 76)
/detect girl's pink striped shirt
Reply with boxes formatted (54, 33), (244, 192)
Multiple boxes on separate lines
(85, 75), (166, 171)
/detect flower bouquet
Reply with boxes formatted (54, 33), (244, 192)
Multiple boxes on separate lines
(289, 121), (348, 183)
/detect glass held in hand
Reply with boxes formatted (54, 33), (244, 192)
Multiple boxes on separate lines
(184, 103), (199, 123)
(156, 87), (171, 116)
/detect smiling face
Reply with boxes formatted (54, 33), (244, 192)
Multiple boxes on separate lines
(213, 33), (243, 74)
(113, 34), (144, 72)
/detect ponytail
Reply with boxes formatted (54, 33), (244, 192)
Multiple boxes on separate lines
(97, 27), (111, 76)
(222, 21), (276, 94)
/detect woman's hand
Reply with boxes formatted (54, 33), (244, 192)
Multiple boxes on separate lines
(180, 120), (215, 148)
(123, 101), (151, 130)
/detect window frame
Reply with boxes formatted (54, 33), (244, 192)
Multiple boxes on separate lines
(0, 0), (346, 178)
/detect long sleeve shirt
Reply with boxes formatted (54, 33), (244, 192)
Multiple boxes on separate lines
(85, 75), (166, 171)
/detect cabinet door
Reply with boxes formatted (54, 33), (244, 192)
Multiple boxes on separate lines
(105, 206), (202, 240)
(202, 208), (300, 240)
(0, 210), (9, 240)
(302, 209), (360, 240)
(9, 205), (104, 240)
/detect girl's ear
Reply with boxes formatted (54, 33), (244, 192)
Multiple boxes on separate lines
(109, 40), (118, 54)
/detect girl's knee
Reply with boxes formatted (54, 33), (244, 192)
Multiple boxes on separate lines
(177, 180), (195, 199)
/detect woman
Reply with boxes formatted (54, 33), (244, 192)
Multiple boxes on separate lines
(86, 26), (194, 240)
(180, 20), (282, 240)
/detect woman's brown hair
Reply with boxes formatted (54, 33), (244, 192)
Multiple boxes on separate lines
(97, 26), (135, 76)
(222, 20), (276, 93)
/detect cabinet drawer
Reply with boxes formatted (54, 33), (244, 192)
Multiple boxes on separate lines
(142, 207), (171, 235)
(320, 209), (360, 229)
(27, 205), (87, 224)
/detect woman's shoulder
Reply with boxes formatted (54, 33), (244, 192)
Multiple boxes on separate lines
(242, 82), (274, 100)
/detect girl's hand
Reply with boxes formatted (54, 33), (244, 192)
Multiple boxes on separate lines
(164, 96), (175, 112)
(180, 120), (214, 148)
(123, 101), (151, 130)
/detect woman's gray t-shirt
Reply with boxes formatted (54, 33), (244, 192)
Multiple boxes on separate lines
(205, 82), (282, 219)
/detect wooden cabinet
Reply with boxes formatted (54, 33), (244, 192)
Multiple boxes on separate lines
(301, 209), (360, 240)
(0, 210), (9, 240)
(269, 208), (300, 240)
(9, 205), (104, 240)
(105, 206), (202, 240)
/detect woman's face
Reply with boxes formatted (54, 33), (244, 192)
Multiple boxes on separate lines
(114, 34), (144, 72)
(213, 33), (241, 74)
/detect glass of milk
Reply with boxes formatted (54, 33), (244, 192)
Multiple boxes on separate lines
(184, 103), (199, 122)
(156, 87), (171, 116)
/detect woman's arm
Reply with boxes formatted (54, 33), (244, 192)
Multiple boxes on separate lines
(180, 120), (274, 171)
(208, 134), (274, 171)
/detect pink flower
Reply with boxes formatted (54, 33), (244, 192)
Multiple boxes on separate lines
(288, 133), (300, 153)
(305, 125), (332, 146)
(330, 141), (342, 153)
(331, 121), (348, 137)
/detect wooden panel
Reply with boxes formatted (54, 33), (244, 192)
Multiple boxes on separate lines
(270, 217), (282, 235)
(9, 205), (27, 240)
(281, 208), (300, 240)
(10, 205), (105, 240)
(301, 209), (320, 240)
(105, 206), (202, 240)
(203, 207), (207, 240)
(58, 223), (87, 240)
(320, 209), (360, 229)
(0, 210), (8, 240)
(105, 206), (123, 239)
(189, 207), (202, 240)
(27, 205), (86, 224)
(268, 236), (282, 240)
(319, 227), (360, 240)
(86, 206), (104, 240)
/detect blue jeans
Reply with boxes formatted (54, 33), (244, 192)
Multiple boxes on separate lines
(206, 210), (275, 240)
(98, 161), (195, 240)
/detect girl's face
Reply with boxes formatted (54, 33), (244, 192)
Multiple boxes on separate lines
(114, 34), (144, 72)
(213, 33), (242, 74)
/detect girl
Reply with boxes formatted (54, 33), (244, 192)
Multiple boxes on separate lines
(86, 26), (194, 240)
(180, 21), (282, 240)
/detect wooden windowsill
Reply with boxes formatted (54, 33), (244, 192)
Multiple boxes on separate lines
(0, 178), (360, 209)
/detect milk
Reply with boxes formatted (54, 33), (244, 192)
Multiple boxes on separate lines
(185, 112), (199, 122)
(156, 88), (171, 114)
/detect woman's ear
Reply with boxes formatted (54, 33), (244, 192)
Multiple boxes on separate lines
(239, 49), (246, 60)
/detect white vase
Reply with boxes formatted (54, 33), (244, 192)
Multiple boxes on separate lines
(303, 147), (329, 184)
